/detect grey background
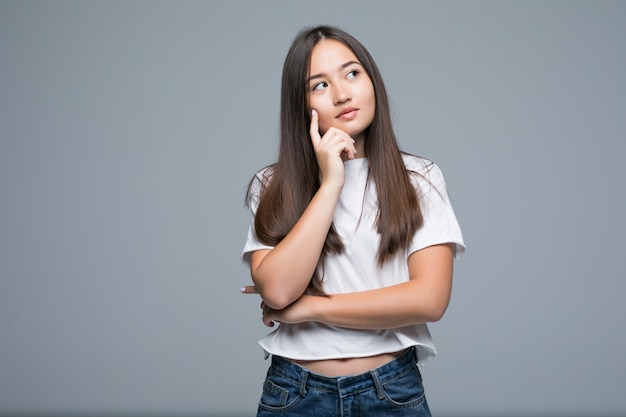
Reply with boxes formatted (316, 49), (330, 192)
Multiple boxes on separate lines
(1, 1), (625, 416)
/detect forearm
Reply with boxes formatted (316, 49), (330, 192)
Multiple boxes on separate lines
(259, 244), (455, 328)
(310, 279), (451, 329)
(252, 184), (342, 309)
(309, 246), (455, 328)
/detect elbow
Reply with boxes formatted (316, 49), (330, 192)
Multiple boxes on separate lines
(260, 291), (294, 311)
(423, 299), (450, 323)
(250, 266), (310, 309)
(252, 277), (297, 310)
(425, 308), (446, 323)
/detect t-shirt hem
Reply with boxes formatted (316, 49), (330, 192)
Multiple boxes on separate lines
(259, 341), (437, 364)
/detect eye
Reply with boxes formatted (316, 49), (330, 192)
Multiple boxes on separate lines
(346, 69), (360, 80)
(311, 81), (328, 92)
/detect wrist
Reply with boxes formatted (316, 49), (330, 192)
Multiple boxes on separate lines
(308, 295), (330, 324)
(317, 181), (343, 199)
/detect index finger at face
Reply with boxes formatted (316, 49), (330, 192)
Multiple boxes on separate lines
(309, 109), (321, 145)
(240, 285), (258, 294)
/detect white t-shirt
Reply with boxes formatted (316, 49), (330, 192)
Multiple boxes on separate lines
(242, 154), (465, 363)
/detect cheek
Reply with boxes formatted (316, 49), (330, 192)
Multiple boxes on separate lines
(314, 112), (333, 134)
(309, 101), (329, 133)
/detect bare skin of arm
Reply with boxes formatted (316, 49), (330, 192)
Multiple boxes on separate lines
(247, 110), (357, 310)
(244, 243), (454, 329)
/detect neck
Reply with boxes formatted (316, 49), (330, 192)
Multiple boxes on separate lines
(353, 133), (367, 159)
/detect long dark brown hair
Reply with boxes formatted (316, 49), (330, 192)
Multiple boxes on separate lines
(247, 25), (424, 295)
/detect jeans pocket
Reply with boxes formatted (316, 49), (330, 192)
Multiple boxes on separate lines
(381, 365), (426, 408)
(258, 373), (302, 412)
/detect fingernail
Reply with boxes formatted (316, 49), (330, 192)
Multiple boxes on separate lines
(240, 287), (246, 293)
(312, 109), (317, 116)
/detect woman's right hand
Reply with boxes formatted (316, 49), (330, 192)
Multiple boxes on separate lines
(310, 109), (357, 188)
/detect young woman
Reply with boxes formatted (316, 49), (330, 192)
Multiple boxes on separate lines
(241, 25), (465, 416)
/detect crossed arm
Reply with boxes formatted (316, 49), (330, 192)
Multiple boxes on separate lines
(242, 243), (454, 329)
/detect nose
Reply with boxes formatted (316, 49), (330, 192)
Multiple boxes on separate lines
(333, 83), (351, 105)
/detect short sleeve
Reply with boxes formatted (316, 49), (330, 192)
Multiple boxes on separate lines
(241, 170), (274, 266)
(408, 162), (465, 260)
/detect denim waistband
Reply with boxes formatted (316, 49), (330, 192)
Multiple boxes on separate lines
(268, 348), (418, 398)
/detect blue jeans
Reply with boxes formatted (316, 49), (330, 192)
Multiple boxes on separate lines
(256, 347), (432, 416)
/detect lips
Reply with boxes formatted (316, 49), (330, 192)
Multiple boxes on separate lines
(336, 107), (358, 120)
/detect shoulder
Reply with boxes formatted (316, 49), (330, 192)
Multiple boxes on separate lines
(246, 164), (277, 208)
(249, 164), (276, 190)
(401, 153), (445, 185)
(401, 153), (433, 172)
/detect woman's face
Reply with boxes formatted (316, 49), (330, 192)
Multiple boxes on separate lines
(307, 39), (375, 142)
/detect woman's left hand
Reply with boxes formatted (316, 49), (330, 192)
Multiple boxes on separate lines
(241, 286), (317, 327)
(260, 296), (317, 327)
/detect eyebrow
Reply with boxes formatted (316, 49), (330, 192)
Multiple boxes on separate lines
(306, 60), (362, 83)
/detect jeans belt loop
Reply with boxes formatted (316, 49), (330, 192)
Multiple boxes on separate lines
(369, 369), (385, 400)
(299, 368), (309, 397)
